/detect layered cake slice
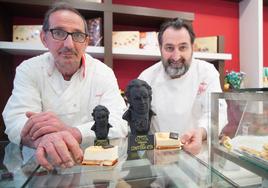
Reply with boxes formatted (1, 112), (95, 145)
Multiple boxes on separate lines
(82, 145), (118, 166)
(155, 132), (182, 149)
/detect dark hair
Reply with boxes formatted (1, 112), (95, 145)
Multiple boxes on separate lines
(92, 105), (110, 116)
(42, 2), (89, 34)
(92, 105), (110, 119)
(125, 79), (152, 102)
(158, 18), (195, 46)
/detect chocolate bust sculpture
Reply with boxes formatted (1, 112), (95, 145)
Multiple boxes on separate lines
(123, 79), (155, 135)
(91, 105), (112, 140)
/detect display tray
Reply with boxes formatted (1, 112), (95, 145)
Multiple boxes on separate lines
(234, 149), (268, 170)
(227, 135), (268, 170)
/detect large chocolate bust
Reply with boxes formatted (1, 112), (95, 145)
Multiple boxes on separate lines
(123, 79), (155, 135)
(91, 105), (112, 140)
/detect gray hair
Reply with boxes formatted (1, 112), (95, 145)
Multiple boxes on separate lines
(42, 2), (89, 34)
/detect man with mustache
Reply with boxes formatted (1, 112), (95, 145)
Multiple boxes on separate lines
(2, 2), (127, 170)
(138, 18), (227, 155)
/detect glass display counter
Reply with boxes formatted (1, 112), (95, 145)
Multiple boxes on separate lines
(0, 141), (39, 187)
(210, 91), (268, 187)
(2, 90), (268, 187)
(0, 138), (233, 188)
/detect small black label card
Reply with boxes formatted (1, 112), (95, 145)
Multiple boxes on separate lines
(94, 139), (109, 146)
(128, 134), (154, 152)
(102, 144), (114, 149)
(169, 132), (179, 140)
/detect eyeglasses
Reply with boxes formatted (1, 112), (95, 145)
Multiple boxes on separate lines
(49, 29), (88, 43)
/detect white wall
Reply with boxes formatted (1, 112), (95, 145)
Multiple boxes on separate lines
(239, 0), (263, 88)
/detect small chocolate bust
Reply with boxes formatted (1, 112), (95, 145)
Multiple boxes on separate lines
(123, 79), (155, 135)
(91, 105), (112, 140)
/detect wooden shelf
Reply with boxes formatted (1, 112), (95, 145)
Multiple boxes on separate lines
(0, 41), (231, 62)
(0, 41), (104, 58)
(0, 42), (47, 56)
(0, 0), (104, 20)
(113, 48), (160, 60)
(113, 48), (232, 62)
(193, 51), (232, 62)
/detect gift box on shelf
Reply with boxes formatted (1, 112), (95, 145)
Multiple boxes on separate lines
(193, 36), (218, 53)
(13, 25), (42, 43)
(112, 31), (139, 49)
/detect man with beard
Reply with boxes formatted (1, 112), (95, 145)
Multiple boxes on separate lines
(138, 18), (227, 155)
(2, 2), (127, 170)
(123, 79), (155, 135)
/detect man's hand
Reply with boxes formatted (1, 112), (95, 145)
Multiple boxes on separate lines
(180, 127), (207, 155)
(35, 131), (83, 171)
(21, 112), (82, 145)
(21, 111), (67, 139)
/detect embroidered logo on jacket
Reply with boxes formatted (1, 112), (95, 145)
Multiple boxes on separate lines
(197, 82), (207, 95)
(95, 93), (103, 97)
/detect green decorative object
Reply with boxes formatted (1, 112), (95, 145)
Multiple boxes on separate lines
(263, 67), (268, 77)
(225, 71), (245, 89)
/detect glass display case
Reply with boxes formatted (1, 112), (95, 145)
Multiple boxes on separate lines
(0, 138), (234, 188)
(0, 141), (39, 188)
(1, 91), (268, 187)
(210, 90), (268, 187)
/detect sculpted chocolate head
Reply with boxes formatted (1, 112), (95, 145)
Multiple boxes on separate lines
(125, 79), (152, 115)
(123, 79), (155, 135)
(91, 105), (112, 139)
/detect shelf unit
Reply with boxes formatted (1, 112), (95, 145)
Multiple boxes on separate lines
(0, 0), (231, 72)
(0, 41), (232, 61)
(0, 0), (231, 140)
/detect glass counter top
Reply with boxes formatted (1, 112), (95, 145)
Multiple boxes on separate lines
(0, 141), (39, 188)
(0, 138), (234, 188)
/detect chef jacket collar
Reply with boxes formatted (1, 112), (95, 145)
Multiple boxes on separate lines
(47, 53), (87, 79)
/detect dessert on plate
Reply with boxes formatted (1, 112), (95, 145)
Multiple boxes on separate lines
(82, 145), (118, 166)
(155, 132), (182, 149)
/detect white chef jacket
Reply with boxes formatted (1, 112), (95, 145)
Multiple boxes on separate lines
(2, 52), (128, 145)
(138, 58), (227, 135)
